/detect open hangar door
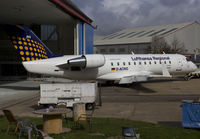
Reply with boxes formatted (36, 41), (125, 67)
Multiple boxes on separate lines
(77, 21), (94, 55)
(0, 0), (94, 78)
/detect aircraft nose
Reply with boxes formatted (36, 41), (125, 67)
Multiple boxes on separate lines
(191, 63), (197, 71)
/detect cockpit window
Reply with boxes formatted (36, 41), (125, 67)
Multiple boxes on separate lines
(186, 58), (191, 61)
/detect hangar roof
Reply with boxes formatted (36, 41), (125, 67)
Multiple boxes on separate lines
(51, 0), (93, 24)
(94, 21), (198, 46)
(0, 0), (92, 25)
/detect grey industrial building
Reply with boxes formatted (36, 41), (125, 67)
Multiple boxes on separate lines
(94, 21), (200, 57)
(0, 0), (94, 78)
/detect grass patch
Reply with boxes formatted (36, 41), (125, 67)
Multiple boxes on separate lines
(0, 116), (200, 139)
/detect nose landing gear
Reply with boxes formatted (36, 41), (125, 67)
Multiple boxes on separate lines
(184, 72), (200, 81)
(184, 75), (193, 81)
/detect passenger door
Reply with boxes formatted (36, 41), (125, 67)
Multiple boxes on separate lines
(177, 58), (183, 71)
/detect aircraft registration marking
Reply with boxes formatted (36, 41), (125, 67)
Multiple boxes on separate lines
(111, 67), (128, 71)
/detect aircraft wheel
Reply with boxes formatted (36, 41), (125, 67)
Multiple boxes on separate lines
(184, 76), (189, 81)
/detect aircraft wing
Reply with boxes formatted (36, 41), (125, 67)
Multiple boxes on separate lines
(97, 71), (150, 84)
(98, 65), (171, 84)
(119, 63), (172, 84)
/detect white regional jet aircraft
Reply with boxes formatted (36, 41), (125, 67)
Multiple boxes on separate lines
(5, 25), (197, 84)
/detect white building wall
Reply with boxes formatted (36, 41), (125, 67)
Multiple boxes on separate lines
(95, 43), (150, 54)
(164, 23), (200, 54)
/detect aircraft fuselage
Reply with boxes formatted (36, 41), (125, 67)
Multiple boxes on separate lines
(22, 54), (197, 82)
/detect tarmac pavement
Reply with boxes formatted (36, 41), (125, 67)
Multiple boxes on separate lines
(0, 77), (200, 126)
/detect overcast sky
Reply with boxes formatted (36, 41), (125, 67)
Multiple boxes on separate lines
(72, 0), (200, 36)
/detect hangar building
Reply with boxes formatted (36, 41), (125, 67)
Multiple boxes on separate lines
(94, 21), (200, 56)
(0, 0), (94, 78)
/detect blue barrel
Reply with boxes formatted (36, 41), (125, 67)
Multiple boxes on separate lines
(182, 100), (200, 128)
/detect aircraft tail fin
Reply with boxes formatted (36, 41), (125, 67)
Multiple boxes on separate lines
(4, 24), (62, 61)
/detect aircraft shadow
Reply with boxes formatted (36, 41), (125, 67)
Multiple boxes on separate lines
(0, 86), (39, 90)
(100, 77), (183, 86)
(144, 78), (183, 83)
(121, 83), (157, 93)
(0, 80), (20, 85)
(100, 83), (156, 93)
(99, 77), (184, 94)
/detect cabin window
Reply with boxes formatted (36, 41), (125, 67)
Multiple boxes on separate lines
(169, 61), (171, 64)
(134, 62), (136, 65)
(111, 62), (113, 66)
(164, 61), (166, 64)
(123, 62), (126, 66)
(128, 62), (131, 65)
(117, 62), (120, 66)
(186, 58), (191, 61)
(144, 61), (146, 65)
(160, 61), (162, 64)
(149, 61), (151, 65)
(154, 61), (156, 64)
(139, 62), (141, 65)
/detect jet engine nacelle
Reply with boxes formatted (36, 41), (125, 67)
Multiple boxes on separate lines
(68, 54), (105, 69)
(84, 54), (105, 68)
